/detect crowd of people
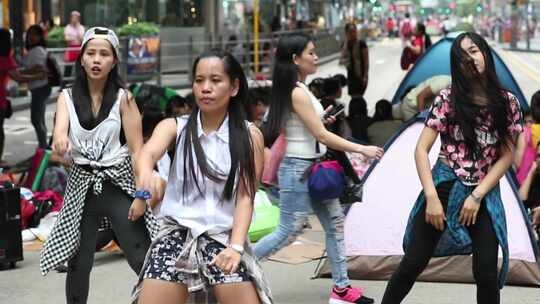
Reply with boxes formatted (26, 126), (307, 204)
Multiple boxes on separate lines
(0, 11), (539, 304)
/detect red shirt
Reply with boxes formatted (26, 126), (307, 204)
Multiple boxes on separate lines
(412, 35), (424, 51)
(386, 19), (395, 31)
(410, 35), (425, 65)
(0, 56), (18, 109)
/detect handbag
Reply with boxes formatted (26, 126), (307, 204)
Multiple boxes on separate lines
(303, 142), (346, 201)
(306, 159), (346, 201)
(400, 46), (415, 70)
(340, 180), (363, 204)
(262, 132), (287, 186)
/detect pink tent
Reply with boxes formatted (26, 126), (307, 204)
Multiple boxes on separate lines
(317, 116), (540, 286)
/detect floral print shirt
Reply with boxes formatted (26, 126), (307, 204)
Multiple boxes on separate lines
(425, 88), (523, 185)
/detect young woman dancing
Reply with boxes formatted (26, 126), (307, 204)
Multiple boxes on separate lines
(40, 27), (156, 304)
(134, 49), (270, 304)
(381, 32), (523, 304)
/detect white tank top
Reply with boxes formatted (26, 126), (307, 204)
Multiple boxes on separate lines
(284, 82), (327, 159)
(64, 88), (130, 167)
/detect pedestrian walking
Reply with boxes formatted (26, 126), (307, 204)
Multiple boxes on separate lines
(40, 27), (157, 304)
(63, 11), (85, 80)
(0, 28), (46, 166)
(386, 17), (396, 37)
(381, 32), (523, 304)
(255, 33), (383, 304)
(401, 22), (431, 71)
(134, 49), (271, 304)
(339, 23), (369, 98)
(25, 24), (51, 148)
(399, 13), (413, 47)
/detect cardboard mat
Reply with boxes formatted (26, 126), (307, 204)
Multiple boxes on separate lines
(267, 237), (325, 264)
(265, 216), (326, 265)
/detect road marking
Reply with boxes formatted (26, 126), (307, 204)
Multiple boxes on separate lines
(24, 141), (38, 145)
(375, 59), (386, 65)
(15, 116), (30, 122)
(4, 125), (33, 135)
(498, 49), (540, 85)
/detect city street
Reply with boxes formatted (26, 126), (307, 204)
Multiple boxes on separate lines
(1, 37), (540, 303)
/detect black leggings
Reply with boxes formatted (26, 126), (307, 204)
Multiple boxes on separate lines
(30, 85), (50, 148)
(381, 181), (500, 304)
(66, 181), (151, 304)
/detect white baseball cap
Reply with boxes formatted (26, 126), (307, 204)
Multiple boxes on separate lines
(81, 27), (120, 57)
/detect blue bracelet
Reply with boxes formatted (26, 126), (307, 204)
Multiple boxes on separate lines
(134, 190), (152, 200)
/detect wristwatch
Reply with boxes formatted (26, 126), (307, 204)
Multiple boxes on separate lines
(230, 244), (245, 256)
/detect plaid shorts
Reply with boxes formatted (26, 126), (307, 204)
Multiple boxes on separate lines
(142, 229), (251, 286)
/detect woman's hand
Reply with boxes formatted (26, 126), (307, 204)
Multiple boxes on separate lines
(358, 145), (384, 160)
(459, 195), (481, 226)
(209, 247), (242, 274)
(52, 135), (71, 156)
(138, 171), (166, 203)
(425, 194), (446, 231)
(128, 198), (146, 221)
(322, 105), (336, 125)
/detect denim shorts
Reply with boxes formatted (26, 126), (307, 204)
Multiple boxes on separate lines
(142, 229), (251, 286)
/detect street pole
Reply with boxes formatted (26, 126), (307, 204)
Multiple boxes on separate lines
(254, 0), (260, 74)
(526, 1), (531, 50)
(510, 0), (518, 49)
(8, 0), (23, 58)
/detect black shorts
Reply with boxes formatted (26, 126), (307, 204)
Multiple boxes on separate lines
(142, 229), (251, 286)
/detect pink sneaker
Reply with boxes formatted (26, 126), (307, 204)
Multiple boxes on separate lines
(329, 286), (374, 304)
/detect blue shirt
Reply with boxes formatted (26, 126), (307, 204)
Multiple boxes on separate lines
(403, 160), (509, 289)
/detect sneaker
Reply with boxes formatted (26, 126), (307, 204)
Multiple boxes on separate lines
(329, 286), (375, 304)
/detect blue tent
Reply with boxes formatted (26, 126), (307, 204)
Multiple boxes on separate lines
(392, 32), (529, 110)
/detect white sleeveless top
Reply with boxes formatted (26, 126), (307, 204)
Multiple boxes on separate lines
(64, 88), (129, 167)
(157, 113), (246, 239)
(284, 82), (327, 158)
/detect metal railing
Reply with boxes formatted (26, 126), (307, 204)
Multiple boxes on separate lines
(46, 28), (344, 89)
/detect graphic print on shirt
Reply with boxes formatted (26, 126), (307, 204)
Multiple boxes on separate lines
(71, 120), (116, 164)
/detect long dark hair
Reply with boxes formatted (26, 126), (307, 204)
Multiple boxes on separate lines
(0, 28), (11, 57)
(179, 49), (256, 202)
(372, 99), (393, 122)
(530, 90), (540, 123)
(72, 36), (125, 129)
(25, 25), (46, 50)
(264, 34), (312, 143)
(449, 32), (512, 155)
(416, 23), (431, 49)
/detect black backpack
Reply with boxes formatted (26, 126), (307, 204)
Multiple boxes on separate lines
(46, 53), (62, 87)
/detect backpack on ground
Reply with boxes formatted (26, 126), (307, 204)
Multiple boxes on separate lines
(46, 53), (63, 87)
